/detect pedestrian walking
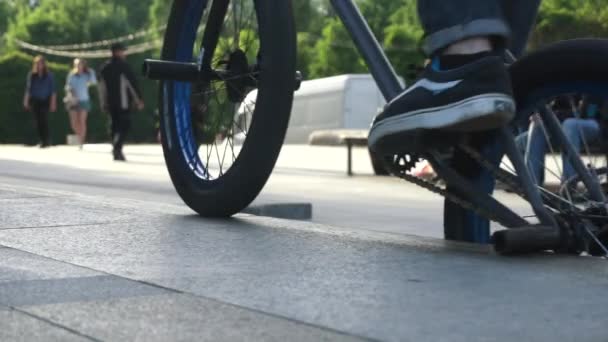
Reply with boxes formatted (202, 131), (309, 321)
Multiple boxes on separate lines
(65, 58), (97, 148)
(23, 55), (57, 147)
(98, 43), (144, 161)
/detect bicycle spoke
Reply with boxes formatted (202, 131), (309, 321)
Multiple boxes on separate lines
(182, 1), (261, 180)
(583, 225), (608, 256)
(226, 130), (238, 163)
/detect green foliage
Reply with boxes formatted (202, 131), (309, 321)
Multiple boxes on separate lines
(0, 0), (16, 35)
(101, 0), (153, 29)
(0, 0), (17, 54)
(305, 0), (423, 81)
(148, 0), (171, 44)
(308, 17), (367, 78)
(5, 0), (130, 52)
(530, 0), (608, 48)
(383, 2), (424, 83)
(148, 0), (171, 27)
(358, 0), (408, 41)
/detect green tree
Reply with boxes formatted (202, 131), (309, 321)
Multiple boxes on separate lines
(102, 0), (153, 29)
(383, 1), (424, 82)
(0, 0), (18, 54)
(307, 0), (423, 80)
(0, 0), (16, 35)
(530, 0), (608, 49)
(308, 17), (367, 78)
(5, 0), (130, 51)
(358, 0), (408, 41)
(148, 0), (171, 31)
(292, 0), (326, 78)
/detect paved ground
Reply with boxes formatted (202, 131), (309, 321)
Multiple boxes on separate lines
(1, 182), (607, 341)
(0, 144), (534, 238)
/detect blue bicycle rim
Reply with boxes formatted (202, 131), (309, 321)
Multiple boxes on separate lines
(172, 0), (208, 179)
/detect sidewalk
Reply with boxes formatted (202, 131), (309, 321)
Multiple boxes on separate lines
(6, 143), (602, 184)
(0, 183), (606, 341)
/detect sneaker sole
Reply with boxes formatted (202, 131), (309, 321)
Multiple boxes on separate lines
(368, 93), (515, 153)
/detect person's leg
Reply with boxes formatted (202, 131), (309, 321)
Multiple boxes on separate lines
(500, 0), (541, 58)
(418, 0), (540, 57)
(368, 0), (516, 154)
(561, 118), (601, 182)
(118, 114), (131, 160)
(40, 109), (50, 147)
(417, 0), (509, 56)
(525, 120), (549, 185)
(110, 110), (121, 159)
(33, 100), (50, 147)
(78, 110), (88, 145)
(113, 111), (131, 161)
(31, 101), (43, 145)
(444, 132), (502, 243)
(69, 110), (79, 136)
(404, 0), (513, 243)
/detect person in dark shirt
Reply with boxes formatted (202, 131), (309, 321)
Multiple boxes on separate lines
(98, 43), (144, 161)
(23, 55), (57, 147)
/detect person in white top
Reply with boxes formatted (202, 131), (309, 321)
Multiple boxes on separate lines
(65, 58), (97, 147)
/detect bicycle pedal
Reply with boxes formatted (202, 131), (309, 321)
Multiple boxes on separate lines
(492, 226), (562, 255)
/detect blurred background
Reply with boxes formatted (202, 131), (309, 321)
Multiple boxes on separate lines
(1, 0), (608, 146)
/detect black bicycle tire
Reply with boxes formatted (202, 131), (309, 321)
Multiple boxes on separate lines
(443, 39), (608, 241)
(508, 38), (608, 210)
(511, 39), (608, 123)
(159, 0), (296, 217)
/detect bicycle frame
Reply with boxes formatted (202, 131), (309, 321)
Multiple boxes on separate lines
(330, 0), (605, 229)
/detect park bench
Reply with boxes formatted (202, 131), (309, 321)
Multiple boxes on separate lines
(308, 129), (388, 176)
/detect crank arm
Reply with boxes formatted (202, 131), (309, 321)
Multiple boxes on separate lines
(142, 59), (303, 90)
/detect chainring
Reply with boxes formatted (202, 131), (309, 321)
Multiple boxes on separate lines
(385, 153), (423, 176)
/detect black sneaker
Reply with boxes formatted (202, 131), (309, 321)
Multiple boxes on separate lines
(368, 56), (515, 154)
(113, 151), (126, 161)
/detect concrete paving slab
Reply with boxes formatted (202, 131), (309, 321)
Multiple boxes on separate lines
(0, 309), (88, 341)
(0, 275), (167, 308)
(0, 247), (98, 283)
(0, 187), (49, 200)
(24, 294), (364, 342)
(0, 247), (167, 308)
(0, 196), (134, 229)
(0, 208), (606, 341)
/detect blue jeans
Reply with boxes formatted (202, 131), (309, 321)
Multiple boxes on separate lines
(516, 118), (601, 185)
(418, 0), (541, 57)
(417, 0), (542, 242)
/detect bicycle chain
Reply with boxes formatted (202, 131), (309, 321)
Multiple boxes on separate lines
(391, 148), (512, 226)
(391, 141), (542, 227)
(458, 143), (526, 198)
(397, 171), (507, 224)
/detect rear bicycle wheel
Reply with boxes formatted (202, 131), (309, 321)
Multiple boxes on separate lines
(496, 40), (608, 255)
(159, 0), (296, 217)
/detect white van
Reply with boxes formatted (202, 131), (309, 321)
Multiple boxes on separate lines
(236, 74), (398, 144)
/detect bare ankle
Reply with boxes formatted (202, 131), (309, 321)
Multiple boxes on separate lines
(444, 37), (492, 55)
